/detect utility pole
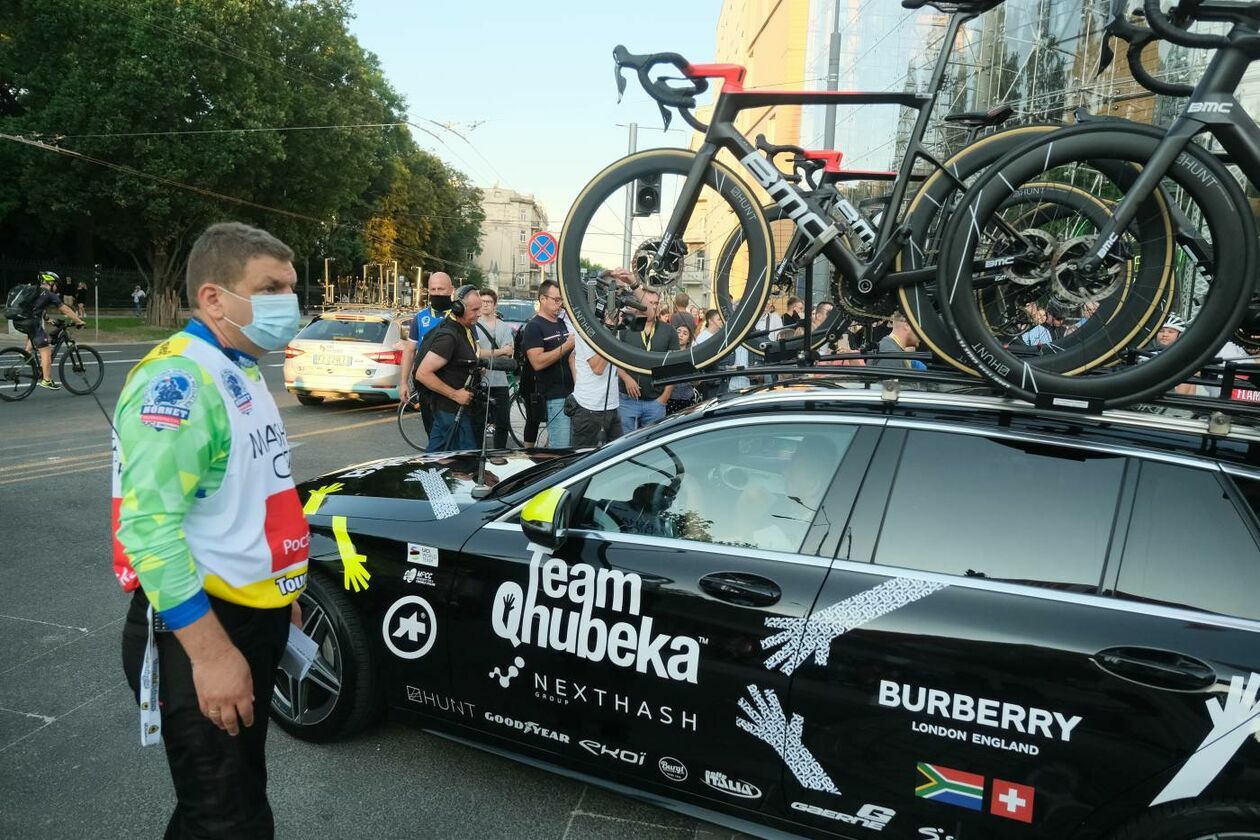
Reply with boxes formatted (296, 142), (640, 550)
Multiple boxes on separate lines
(823, 0), (843, 150)
(622, 122), (638, 269)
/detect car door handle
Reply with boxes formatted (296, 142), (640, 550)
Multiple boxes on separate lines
(699, 572), (781, 607)
(1091, 646), (1217, 692)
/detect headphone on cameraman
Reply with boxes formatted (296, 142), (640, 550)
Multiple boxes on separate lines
(449, 284), (477, 317)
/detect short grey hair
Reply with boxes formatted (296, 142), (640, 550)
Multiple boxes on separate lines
(186, 222), (293, 306)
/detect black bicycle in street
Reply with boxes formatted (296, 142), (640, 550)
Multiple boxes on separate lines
(0, 323), (105, 401)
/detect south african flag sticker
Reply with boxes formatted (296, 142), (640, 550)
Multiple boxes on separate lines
(916, 762), (985, 811)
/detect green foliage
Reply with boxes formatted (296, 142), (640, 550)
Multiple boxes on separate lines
(0, 0), (484, 324)
(579, 257), (606, 274)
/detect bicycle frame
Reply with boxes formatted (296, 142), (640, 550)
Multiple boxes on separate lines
(659, 11), (977, 300)
(1081, 25), (1260, 272)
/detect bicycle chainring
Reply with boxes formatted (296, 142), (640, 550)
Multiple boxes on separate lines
(1049, 235), (1125, 305)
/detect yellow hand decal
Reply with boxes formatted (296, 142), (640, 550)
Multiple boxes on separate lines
(332, 515), (371, 592)
(303, 482), (345, 516)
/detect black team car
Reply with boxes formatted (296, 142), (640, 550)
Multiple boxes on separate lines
(274, 379), (1260, 839)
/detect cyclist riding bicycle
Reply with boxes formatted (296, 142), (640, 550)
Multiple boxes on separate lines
(10, 271), (85, 390)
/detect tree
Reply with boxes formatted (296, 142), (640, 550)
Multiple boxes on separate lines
(0, 0), (459, 324)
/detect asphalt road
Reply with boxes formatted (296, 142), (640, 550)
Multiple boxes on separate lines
(0, 338), (741, 840)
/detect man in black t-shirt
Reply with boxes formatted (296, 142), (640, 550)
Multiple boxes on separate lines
(417, 288), (482, 452)
(520, 281), (575, 447)
(14, 271), (84, 389)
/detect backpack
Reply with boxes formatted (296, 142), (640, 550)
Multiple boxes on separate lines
(5, 284), (39, 321)
(410, 322), (445, 406)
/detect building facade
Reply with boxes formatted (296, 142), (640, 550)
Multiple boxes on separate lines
(474, 187), (550, 297)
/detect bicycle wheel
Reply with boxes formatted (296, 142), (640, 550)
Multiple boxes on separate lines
(897, 123), (1173, 374)
(558, 148), (773, 375)
(58, 342), (104, 394)
(711, 204), (862, 356)
(397, 392), (428, 451)
(939, 124), (1252, 407)
(0, 347), (38, 401)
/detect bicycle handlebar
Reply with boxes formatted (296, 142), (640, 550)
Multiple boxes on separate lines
(1100, 1), (1194, 96)
(754, 134), (825, 187)
(1143, 0), (1231, 50)
(613, 45), (707, 110)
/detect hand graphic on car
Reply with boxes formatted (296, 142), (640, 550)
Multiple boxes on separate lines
(736, 684), (840, 795)
(1152, 671), (1260, 805)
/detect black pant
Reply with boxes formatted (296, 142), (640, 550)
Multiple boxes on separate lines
(522, 391), (543, 446)
(571, 405), (622, 447)
(122, 590), (290, 840)
(488, 386), (511, 448)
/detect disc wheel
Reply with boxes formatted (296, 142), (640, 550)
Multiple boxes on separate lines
(558, 148), (773, 375)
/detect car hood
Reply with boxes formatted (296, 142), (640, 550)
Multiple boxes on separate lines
(296, 450), (569, 523)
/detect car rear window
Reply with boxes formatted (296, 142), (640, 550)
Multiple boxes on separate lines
(297, 317), (389, 343)
(497, 301), (536, 323)
(1115, 463), (1260, 621)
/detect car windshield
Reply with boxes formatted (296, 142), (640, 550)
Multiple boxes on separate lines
(488, 450), (588, 498)
(496, 300), (536, 323)
(297, 317), (389, 343)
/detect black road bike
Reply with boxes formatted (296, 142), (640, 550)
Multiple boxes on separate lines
(559, 0), (1176, 385)
(937, 0), (1260, 408)
(0, 323), (104, 401)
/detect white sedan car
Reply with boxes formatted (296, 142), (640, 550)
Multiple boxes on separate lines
(283, 310), (402, 406)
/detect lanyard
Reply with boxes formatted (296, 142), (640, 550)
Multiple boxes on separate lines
(139, 605), (162, 746)
(641, 326), (654, 350)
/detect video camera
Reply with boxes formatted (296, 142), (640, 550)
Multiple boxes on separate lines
(584, 270), (649, 332)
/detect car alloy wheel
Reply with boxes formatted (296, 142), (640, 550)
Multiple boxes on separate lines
(272, 594), (344, 727)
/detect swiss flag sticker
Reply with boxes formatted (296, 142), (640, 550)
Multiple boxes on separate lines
(990, 779), (1034, 823)
(265, 488), (310, 572)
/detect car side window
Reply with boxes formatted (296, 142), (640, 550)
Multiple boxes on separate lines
(572, 423), (857, 555)
(1114, 463), (1260, 621)
(872, 431), (1124, 592)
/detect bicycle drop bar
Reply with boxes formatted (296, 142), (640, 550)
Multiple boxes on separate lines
(1099, 0), (1193, 98)
(612, 45), (705, 109)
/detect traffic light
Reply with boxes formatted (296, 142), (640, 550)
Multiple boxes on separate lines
(632, 174), (660, 217)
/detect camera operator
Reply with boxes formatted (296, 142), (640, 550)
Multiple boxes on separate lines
(617, 284), (678, 432)
(416, 286), (482, 452)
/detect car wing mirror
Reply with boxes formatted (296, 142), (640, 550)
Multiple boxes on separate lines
(521, 486), (573, 552)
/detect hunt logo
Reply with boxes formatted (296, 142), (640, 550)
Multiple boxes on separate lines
(703, 770), (762, 800)
(740, 152), (836, 243)
(491, 546), (701, 682)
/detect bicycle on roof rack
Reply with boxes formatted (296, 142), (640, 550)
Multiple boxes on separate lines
(558, 0), (1184, 399)
(933, 0), (1260, 409)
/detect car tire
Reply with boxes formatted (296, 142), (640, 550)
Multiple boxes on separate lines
(1107, 800), (1260, 840)
(271, 569), (381, 742)
(296, 394), (324, 406)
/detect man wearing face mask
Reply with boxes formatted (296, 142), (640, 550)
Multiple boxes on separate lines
(112, 222), (310, 839)
(399, 271), (455, 405)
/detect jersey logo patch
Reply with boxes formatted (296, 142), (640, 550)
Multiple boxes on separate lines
(140, 369), (198, 430)
(221, 369), (254, 414)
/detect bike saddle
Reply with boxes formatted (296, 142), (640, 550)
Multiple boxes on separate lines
(901, 0), (1006, 14)
(943, 103), (1015, 128)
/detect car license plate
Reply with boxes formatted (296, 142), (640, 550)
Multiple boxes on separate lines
(312, 354), (351, 366)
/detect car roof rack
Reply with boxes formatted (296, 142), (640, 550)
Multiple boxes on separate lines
(653, 352), (1260, 434)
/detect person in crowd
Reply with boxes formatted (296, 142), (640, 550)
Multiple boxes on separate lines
(871, 312), (923, 370)
(670, 292), (696, 335)
(1044, 303), (1069, 343)
(416, 286), (482, 452)
(75, 277), (90, 319)
(520, 280), (575, 447)
(399, 271), (455, 405)
(782, 296), (805, 328)
(58, 274), (76, 309)
(474, 288), (515, 449)
(1021, 305), (1053, 346)
(617, 286), (677, 431)
(811, 300), (835, 332)
(687, 303), (704, 328)
(695, 308), (722, 345)
(114, 222), (308, 838)
(1067, 299), (1099, 335)
(755, 298), (782, 338)
(569, 325), (622, 447)
(666, 324), (698, 413)
(132, 284), (147, 316)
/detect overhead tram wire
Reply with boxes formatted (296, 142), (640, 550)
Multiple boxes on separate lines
(44, 122), (415, 141)
(0, 132), (480, 276)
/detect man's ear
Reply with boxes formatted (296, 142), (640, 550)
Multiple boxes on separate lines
(197, 282), (225, 318)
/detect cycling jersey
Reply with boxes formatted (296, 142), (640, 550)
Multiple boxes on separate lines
(111, 319), (309, 630)
(410, 306), (444, 348)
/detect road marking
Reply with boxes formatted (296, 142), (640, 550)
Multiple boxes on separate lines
(289, 415), (396, 440)
(0, 614), (90, 633)
(0, 439), (113, 455)
(0, 685), (119, 753)
(0, 707), (56, 724)
(102, 358), (144, 364)
(1, 450), (112, 473)
(0, 461), (112, 486)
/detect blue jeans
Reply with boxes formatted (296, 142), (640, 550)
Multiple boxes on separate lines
(619, 397), (666, 433)
(544, 397), (571, 448)
(427, 408), (476, 452)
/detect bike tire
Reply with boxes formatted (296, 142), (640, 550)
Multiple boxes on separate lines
(504, 387), (525, 448)
(59, 343), (104, 394)
(558, 148), (774, 375)
(397, 393), (428, 451)
(0, 347), (38, 401)
(939, 125), (1252, 407)
(897, 123), (1173, 375)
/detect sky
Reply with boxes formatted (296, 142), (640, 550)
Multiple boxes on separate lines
(347, 0), (722, 233)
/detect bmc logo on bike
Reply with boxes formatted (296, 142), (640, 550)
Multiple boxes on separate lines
(740, 152), (835, 241)
(1188, 101), (1234, 115)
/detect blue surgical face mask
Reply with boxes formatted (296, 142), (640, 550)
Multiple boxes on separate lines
(217, 286), (302, 351)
